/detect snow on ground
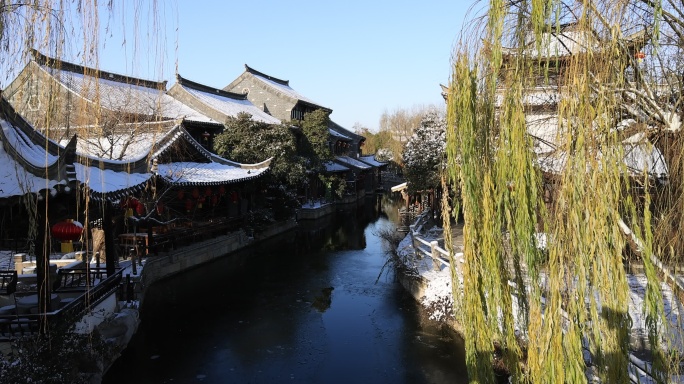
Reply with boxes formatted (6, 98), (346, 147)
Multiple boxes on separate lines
(0, 249), (144, 277)
(299, 200), (331, 209)
(396, 230), (456, 323)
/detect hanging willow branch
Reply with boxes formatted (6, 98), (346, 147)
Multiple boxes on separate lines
(446, 0), (679, 382)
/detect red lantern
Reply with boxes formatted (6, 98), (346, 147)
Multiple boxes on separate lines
(198, 196), (206, 209)
(177, 189), (185, 200)
(231, 191), (239, 203)
(219, 185), (226, 196)
(205, 187), (212, 197)
(120, 196), (138, 209)
(52, 219), (83, 253)
(52, 220), (83, 241)
(636, 52), (645, 60)
(135, 202), (146, 216)
(156, 202), (164, 215)
(211, 195), (218, 206)
(192, 187), (200, 199)
(185, 199), (194, 212)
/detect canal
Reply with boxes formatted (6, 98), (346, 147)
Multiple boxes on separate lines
(103, 196), (468, 383)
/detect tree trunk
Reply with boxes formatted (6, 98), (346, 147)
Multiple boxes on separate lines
(35, 197), (51, 333)
(103, 201), (117, 275)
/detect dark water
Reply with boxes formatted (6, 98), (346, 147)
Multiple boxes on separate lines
(103, 197), (468, 384)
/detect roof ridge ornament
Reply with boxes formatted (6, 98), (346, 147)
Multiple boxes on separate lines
(31, 49), (168, 90)
(244, 64), (289, 86)
(176, 73), (248, 100)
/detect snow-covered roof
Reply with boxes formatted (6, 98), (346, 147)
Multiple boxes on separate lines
(74, 162), (152, 195)
(496, 88), (560, 109)
(502, 26), (647, 61)
(329, 120), (364, 142)
(157, 161), (269, 186)
(334, 155), (372, 171)
(526, 113), (668, 179)
(61, 131), (162, 161)
(537, 141), (668, 178)
(502, 25), (599, 59)
(0, 133), (63, 198)
(244, 65), (329, 110)
(170, 75), (281, 125)
(527, 113), (560, 154)
(359, 155), (387, 167)
(1, 119), (59, 168)
(329, 128), (351, 140)
(0, 96), (271, 201)
(32, 51), (216, 124)
(324, 161), (349, 173)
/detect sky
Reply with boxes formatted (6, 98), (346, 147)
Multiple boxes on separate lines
(89, 1), (473, 132)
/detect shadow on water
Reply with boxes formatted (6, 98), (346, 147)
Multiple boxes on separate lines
(103, 195), (469, 384)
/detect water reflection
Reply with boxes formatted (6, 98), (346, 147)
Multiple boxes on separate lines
(103, 195), (468, 384)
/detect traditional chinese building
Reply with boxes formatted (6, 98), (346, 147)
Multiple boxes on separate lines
(224, 65), (378, 200)
(3, 50), (222, 154)
(497, 24), (666, 193)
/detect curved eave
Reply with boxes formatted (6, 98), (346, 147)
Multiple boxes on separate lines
(296, 100), (332, 114)
(0, 99), (66, 181)
(84, 177), (152, 202)
(151, 124), (214, 163)
(181, 119), (224, 130)
(209, 154), (273, 170)
(157, 163), (270, 187)
(329, 120), (363, 142)
(160, 173), (269, 187)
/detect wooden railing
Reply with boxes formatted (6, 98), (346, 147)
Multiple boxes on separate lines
(0, 267), (125, 339)
(56, 267), (109, 290)
(120, 217), (243, 256)
(407, 212), (463, 271)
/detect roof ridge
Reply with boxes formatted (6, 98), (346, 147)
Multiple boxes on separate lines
(176, 74), (247, 100)
(31, 49), (167, 90)
(244, 64), (289, 86)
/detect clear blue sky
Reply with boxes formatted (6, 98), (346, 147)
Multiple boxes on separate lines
(95, 1), (471, 131)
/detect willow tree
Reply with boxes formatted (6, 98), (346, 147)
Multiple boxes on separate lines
(0, 1), (168, 381)
(446, 1), (680, 382)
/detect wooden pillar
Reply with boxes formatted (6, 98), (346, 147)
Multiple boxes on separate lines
(146, 224), (154, 256)
(103, 201), (117, 276)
